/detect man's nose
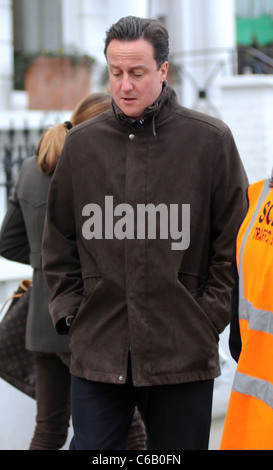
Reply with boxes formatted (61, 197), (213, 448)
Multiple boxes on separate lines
(121, 75), (133, 92)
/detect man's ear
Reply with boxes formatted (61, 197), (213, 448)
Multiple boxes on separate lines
(160, 61), (169, 82)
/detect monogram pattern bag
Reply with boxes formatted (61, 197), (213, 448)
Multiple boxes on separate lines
(0, 280), (36, 398)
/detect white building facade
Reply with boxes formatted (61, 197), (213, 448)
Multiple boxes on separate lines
(2, 0), (236, 109)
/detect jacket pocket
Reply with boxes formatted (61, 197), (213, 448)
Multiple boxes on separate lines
(177, 270), (206, 300)
(178, 270), (219, 336)
(83, 274), (103, 295)
(68, 275), (103, 337)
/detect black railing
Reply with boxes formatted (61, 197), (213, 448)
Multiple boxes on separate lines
(238, 45), (273, 74)
(0, 127), (43, 200)
(169, 47), (237, 114)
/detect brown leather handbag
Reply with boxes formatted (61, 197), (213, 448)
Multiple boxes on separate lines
(0, 280), (36, 398)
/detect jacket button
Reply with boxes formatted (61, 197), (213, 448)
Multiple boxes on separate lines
(129, 134), (135, 140)
(118, 375), (123, 381)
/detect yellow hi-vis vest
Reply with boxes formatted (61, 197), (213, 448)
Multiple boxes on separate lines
(220, 179), (273, 450)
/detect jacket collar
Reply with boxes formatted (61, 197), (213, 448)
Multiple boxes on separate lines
(112, 81), (174, 136)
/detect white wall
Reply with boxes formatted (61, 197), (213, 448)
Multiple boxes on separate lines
(0, 0), (13, 109)
(220, 74), (273, 183)
(61, 0), (149, 63)
(176, 0), (236, 109)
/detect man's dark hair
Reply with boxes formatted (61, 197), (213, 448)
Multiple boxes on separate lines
(104, 16), (169, 69)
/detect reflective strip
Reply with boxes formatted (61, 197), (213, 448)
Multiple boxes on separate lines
(240, 298), (273, 336)
(238, 180), (272, 335)
(233, 371), (273, 410)
(238, 179), (271, 285)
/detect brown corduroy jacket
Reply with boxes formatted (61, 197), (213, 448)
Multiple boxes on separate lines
(42, 83), (248, 386)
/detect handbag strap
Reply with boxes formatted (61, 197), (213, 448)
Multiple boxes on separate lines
(0, 279), (32, 317)
(18, 279), (32, 292)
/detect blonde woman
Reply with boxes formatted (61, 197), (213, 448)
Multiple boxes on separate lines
(0, 93), (146, 450)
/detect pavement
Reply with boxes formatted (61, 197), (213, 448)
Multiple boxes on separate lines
(209, 417), (225, 450)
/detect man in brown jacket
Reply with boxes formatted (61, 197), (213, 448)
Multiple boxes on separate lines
(42, 16), (248, 450)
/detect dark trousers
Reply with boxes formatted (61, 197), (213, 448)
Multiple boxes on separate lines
(70, 360), (214, 450)
(29, 352), (71, 450)
(29, 352), (146, 450)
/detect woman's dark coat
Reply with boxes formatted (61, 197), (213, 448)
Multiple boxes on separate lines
(0, 156), (70, 352)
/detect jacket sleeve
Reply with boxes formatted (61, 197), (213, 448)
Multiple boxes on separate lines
(229, 244), (242, 362)
(197, 126), (249, 334)
(229, 186), (250, 362)
(0, 190), (30, 265)
(42, 138), (84, 334)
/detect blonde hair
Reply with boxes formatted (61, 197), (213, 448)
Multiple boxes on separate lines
(37, 93), (111, 174)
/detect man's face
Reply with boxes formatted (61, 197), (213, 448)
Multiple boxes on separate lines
(106, 38), (168, 120)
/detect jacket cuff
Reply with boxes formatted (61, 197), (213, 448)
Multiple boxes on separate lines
(56, 316), (74, 335)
